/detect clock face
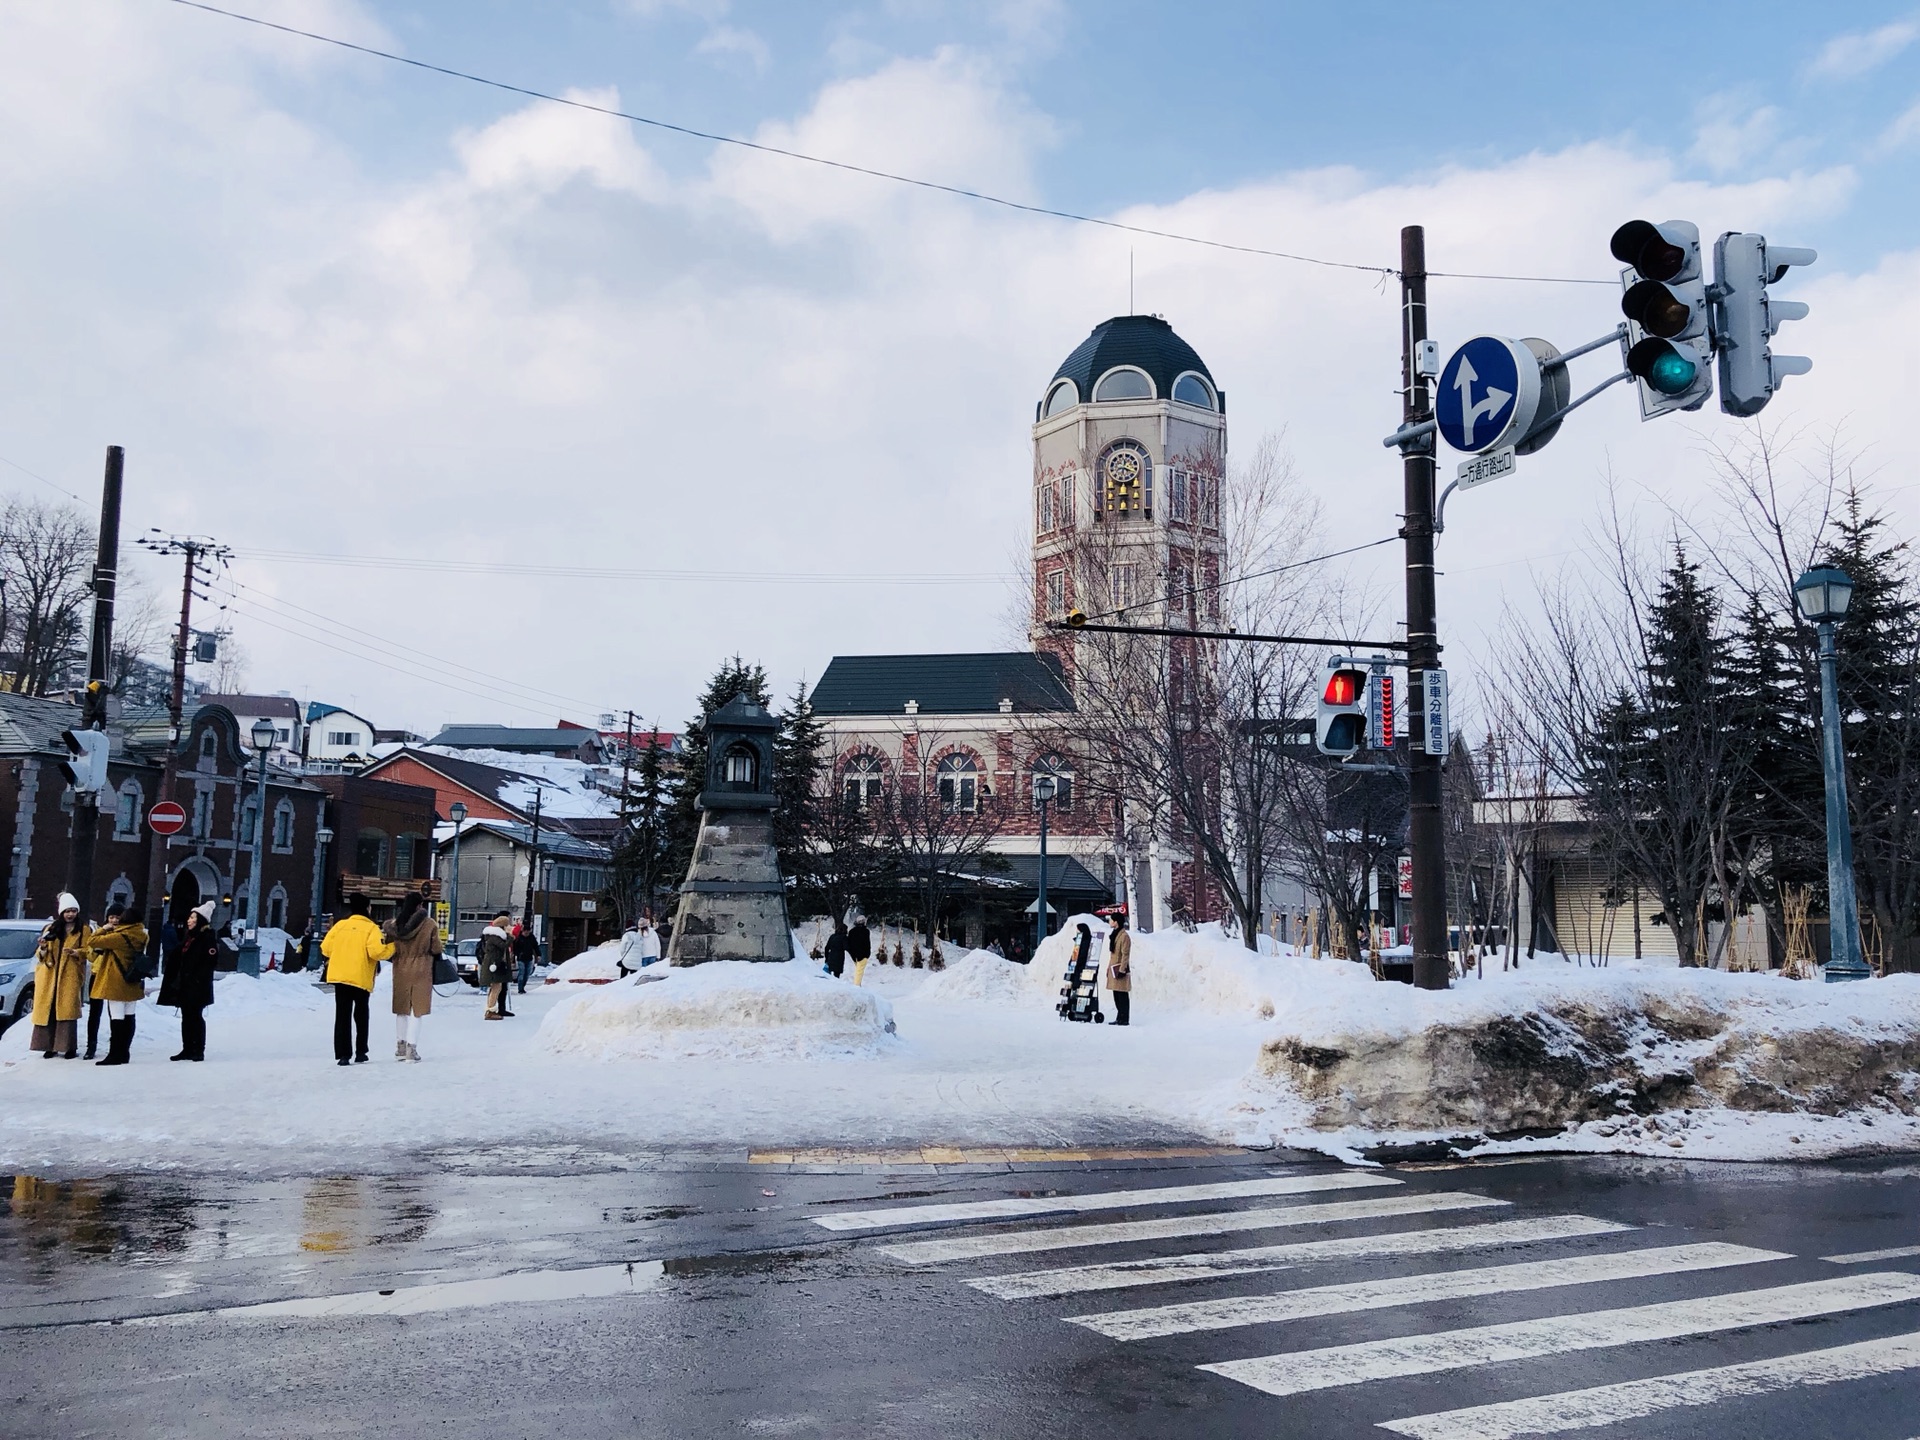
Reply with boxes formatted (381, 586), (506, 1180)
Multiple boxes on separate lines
(1103, 445), (1146, 513)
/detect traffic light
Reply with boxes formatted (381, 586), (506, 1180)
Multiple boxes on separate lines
(1712, 232), (1815, 417)
(1610, 219), (1713, 417)
(1316, 663), (1368, 757)
(58, 727), (110, 795)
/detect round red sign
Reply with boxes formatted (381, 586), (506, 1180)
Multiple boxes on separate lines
(147, 801), (188, 836)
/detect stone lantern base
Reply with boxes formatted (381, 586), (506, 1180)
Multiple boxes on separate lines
(666, 805), (793, 965)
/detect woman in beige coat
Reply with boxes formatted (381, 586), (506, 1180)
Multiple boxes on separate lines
(30, 893), (89, 1058)
(1106, 914), (1132, 1027)
(383, 891), (441, 1062)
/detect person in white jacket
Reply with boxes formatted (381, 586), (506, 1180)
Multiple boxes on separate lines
(638, 914), (662, 967)
(617, 921), (643, 977)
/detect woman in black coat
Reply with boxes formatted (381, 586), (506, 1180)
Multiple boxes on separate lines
(158, 902), (219, 1061)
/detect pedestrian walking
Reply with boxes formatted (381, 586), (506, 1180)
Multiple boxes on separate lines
(158, 901), (218, 1061)
(511, 924), (539, 995)
(637, 913), (662, 967)
(87, 902), (149, 1067)
(1106, 913), (1132, 1027)
(29, 894), (88, 1059)
(383, 891), (439, 1062)
(617, 919), (643, 978)
(846, 916), (872, 986)
(477, 914), (513, 1019)
(321, 893), (393, 1066)
(823, 919), (847, 979)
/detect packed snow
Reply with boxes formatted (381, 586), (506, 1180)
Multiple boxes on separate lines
(4, 917), (1918, 1172)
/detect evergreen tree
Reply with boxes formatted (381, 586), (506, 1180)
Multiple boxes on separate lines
(772, 679), (826, 899)
(666, 657), (772, 883)
(609, 725), (672, 926)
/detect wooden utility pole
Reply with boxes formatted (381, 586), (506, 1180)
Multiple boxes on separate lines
(65, 447), (124, 918)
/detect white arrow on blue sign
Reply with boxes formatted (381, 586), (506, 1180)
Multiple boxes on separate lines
(1436, 336), (1541, 454)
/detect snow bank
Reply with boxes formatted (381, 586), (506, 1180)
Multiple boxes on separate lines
(1239, 963), (1920, 1157)
(549, 945), (623, 983)
(536, 960), (898, 1061)
(914, 949), (1030, 1005)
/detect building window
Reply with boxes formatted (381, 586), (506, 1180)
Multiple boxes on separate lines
(1034, 755), (1074, 812)
(723, 744), (758, 787)
(328, 730), (359, 747)
(240, 800), (259, 846)
(1172, 372), (1216, 410)
(1168, 468), (1189, 522)
(267, 885), (288, 930)
(1110, 564), (1139, 610)
(272, 798), (295, 851)
(1093, 367), (1153, 402)
(1034, 481), (1054, 535)
(199, 731), (216, 759)
(1043, 379), (1077, 417)
(355, 828), (389, 877)
(113, 782), (142, 841)
(936, 753), (979, 814)
(235, 882), (251, 926)
(1044, 570), (1066, 620)
(547, 863), (608, 894)
(106, 875), (135, 911)
(842, 753), (885, 810)
(191, 788), (213, 839)
(393, 832), (422, 882)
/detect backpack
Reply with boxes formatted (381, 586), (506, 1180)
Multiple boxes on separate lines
(124, 947), (160, 984)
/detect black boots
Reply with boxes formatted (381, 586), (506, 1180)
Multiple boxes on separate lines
(96, 1016), (134, 1066)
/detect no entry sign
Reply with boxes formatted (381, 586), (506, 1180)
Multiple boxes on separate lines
(148, 801), (187, 836)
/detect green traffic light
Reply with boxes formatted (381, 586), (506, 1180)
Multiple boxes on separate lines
(1646, 349), (1697, 395)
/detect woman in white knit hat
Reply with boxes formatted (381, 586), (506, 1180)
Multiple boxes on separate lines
(29, 893), (89, 1058)
(157, 901), (220, 1061)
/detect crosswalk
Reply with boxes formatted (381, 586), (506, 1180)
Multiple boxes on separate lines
(815, 1164), (1920, 1435)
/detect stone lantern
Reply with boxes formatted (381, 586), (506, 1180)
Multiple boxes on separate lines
(666, 695), (792, 964)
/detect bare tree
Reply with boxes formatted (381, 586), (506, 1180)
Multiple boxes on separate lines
(0, 497), (93, 695)
(877, 743), (1008, 942)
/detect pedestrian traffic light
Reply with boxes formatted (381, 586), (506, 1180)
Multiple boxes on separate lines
(1610, 219), (1713, 417)
(1316, 663), (1368, 757)
(58, 727), (110, 795)
(1712, 232), (1816, 417)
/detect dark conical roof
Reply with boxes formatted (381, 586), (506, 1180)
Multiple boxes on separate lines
(1042, 315), (1220, 418)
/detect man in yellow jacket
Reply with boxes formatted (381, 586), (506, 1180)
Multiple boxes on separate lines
(322, 892), (393, 1066)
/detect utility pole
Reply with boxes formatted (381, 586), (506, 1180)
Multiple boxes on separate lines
(1398, 226), (1449, 990)
(66, 447), (124, 919)
(619, 709), (636, 925)
(521, 785), (543, 933)
(135, 532), (229, 949)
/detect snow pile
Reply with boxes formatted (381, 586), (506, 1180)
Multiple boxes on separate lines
(914, 949), (1030, 1006)
(536, 959), (898, 1061)
(548, 944), (623, 983)
(1241, 963), (1920, 1155)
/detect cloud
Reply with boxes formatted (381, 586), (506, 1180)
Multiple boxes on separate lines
(1689, 95), (1785, 175)
(1807, 15), (1920, 80)
(0, 3), (1902, 733)
(1879, 98), (1920, 153)
(696, 24), (771, 73)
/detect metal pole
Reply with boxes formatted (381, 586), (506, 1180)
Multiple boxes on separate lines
(1399, 226), (1449, 990)
(521, 786), (542, 931)
(448, 826), (463, 949)
(1035, 794), (1050, 956)
(240, 742), (268, 975)
(67, 445), (123, 920)
(1816, 620), (1868, 979)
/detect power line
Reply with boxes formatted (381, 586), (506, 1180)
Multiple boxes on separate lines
(165, 0), (1613, 288)
(0, 450), (89, 504)
(1078, 533), (1401, 625)
(229, 545), (1015, 585)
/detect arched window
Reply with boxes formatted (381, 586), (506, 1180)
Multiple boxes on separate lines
(240, 799), (260, 846)
(272, 798), (296, 851)
(1171, 372), (1216, 410)
(355, 827), (389, 877)
(936, 753), (979, 814)
(723, 744), (758, 787)
(1033, 755), (1074, 813)
(106, 875), (135, 911)
(113, 780), (143, 841)
(842, 753), (885, 810)
(235, 880), (252, 926)
(1043, 379), (1078, 417)
(1093, 367), (1154, 402)
(267, 884), (289, 930)
(199, 730), (216, 759)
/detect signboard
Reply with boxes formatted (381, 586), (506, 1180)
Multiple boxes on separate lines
(1397, 856), (1413, 899)
(1436, 336), (1541, 454)
(1456, 446), (1516, 490)
(148, 800), (187, 836)
(1422, 669), (1449, 756)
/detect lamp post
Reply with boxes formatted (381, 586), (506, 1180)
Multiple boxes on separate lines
(241, 717), (275, 976)
(306, 824), (332, 979)
(1795, 565), (1868, 981)
(1034, 772), (1056, 958)
(448, 801), (467, 955)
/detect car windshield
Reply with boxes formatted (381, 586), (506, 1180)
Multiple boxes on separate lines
(0, 930), (41, 960)
(457, 939), (480, 957)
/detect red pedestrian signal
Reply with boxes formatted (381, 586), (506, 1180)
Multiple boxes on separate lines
(1316, 664), (1369, 756)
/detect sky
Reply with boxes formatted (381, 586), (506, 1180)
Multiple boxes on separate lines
(1, 0), (1917, 733)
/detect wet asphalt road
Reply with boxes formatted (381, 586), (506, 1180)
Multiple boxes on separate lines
(5, 1148), (1920, 1439)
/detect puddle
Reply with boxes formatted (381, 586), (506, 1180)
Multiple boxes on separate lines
(661, 1249), (813, 1280)
(6, 1174), (200, 1271)
(606, 1205), (696, 1223)
(124, 1260), (665, 1324)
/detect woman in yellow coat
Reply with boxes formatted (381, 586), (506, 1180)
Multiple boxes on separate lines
(87, 902), (150, 1067)
(30, 893), (89, 1059)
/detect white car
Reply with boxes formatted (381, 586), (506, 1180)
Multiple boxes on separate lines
(0, 919), (48, 1028)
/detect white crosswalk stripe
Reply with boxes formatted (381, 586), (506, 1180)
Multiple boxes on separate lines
(1068, 1241), (1784, 1339)
(879, 1190), (1502, 1265)
(1378, 1330), (1920, 1439)
(968, 1213), (1622, 1301)
(812, 1171), (1397, 1232)
(1824, 1244), (1920, 1264)
(1201, 1272), (1920, 1398)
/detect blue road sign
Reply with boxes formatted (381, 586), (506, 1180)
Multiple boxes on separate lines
(1436, 336), (1539, 454)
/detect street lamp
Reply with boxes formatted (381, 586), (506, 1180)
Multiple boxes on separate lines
(448, 801), (468, 955)
(1794, 565), (1867, 981)
(1033, 771), (1057, 958)
(242, 716), (276, 976)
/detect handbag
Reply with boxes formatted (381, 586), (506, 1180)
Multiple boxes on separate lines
(432, 952), (459, 986)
